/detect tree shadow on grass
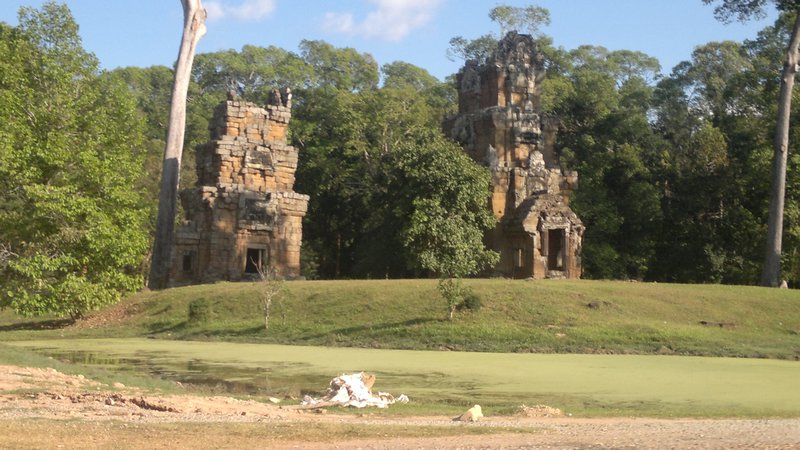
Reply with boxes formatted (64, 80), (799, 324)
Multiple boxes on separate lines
(147, 318), (446, 345)
(0, 318), (74, 331)
(299, 317), (444, 341)
(145, 320), (190, 335)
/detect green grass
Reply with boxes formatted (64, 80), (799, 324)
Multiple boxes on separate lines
(2, 280), (800, 418)
(7, 338), (800, 418)
(2, 279), (800, 359)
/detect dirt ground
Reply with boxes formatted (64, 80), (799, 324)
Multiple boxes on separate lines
(1, 365), (799, 449)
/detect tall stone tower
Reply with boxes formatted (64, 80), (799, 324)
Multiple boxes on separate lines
(170, 89), (308, 285)
(444, 32), (584, 279)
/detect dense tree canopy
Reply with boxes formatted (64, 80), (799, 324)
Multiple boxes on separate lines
(6, 0), (800, 309)
(703, 0), (800, 285)
(0, 2), (149, 318)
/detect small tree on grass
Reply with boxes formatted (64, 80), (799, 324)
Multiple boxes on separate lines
(406, 198), (498, 319)
(393, 133), (499, 319)
(255, 263), (284, 330)
(437, 277), (467, 321)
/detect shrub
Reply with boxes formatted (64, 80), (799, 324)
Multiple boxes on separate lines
(459, 290), (482, 312)
(187, 298), (214, 324)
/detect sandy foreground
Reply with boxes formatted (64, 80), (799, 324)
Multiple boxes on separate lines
(1, 364), (799, 449)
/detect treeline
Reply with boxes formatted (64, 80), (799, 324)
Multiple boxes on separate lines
(2, 2), (800, 317)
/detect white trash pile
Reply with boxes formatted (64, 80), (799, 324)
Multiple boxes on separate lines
(301, 372), (409, 409)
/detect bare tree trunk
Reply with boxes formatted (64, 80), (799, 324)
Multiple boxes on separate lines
(761, 13), (800, 287)
(148, 0), (207, 290)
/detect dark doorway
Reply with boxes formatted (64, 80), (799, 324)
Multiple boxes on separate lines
(182, 251), (194, 274)
(547, 229), (564, 271)
(245, 248), (266, 274)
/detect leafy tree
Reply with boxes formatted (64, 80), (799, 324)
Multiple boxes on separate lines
(447, 34), (500, 62)
(381, 61), (440, 91)
(381, 132), (498, 319)
(704, 0), (800, 285)
(0, 2), (149, 318)
(291, 49), (459, 279)
(489, 4), (551, 37)
(650, 23), (794, 283)
(384, 131), (498, 279)
(104, 66), (176, 202)
(293, 87), (374, 278)
(299, 40), (379, 92)
(192, 45), (312, 103)
(448, 4), (551, 62)
(685, 41), (753, 121)
(554, 46), (666, 279)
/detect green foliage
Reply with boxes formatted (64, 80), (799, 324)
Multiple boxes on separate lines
(448, 3), (552, 62)
(551, 45), (665, 280)
(193, 45), (312, 102)
(386, 132), (499, 278)
(23, 0), (800, 288)
(291, 54), (471, 279)
(381, 61), (440, 91)
(458, 288), (482, 312)
(446, 34), (498, 62)
(703, 0), (799, 23)
(299, 40), (379, 92)
(187, 298), (214, 324)
(648, 27), (791, 283)
(103, 65), (176, 203)
(0, 3), (149, 318)
(437, 277), (464, 320)
(489, 4), (551, 37)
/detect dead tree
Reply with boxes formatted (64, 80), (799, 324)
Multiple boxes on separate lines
(148, 0), (207, 289)
(762, 13), (800, 287)
(256, 264), (284, 330)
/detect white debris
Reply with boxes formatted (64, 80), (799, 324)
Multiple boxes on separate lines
(300, 372), (409, 409)
(455, 404), (483, 422)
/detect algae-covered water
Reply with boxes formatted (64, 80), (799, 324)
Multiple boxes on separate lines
(9, 338), (800, 417)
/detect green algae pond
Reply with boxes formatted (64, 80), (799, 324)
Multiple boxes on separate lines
(7, 338), (800, 417)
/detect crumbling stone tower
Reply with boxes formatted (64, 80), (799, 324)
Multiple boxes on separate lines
(444, 32), (584, 279)
(170, 89), (309, 285)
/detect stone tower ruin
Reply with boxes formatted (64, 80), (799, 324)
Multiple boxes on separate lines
(444, 32), (584, 279)
(169, 89), (308, 285)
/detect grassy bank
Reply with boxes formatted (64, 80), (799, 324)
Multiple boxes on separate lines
(2, 279), (799, 359)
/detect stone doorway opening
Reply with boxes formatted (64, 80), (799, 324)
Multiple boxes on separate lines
(245, 248), (267, 275)
(547, 229), (564, 271)
(181, 251), (195, 275)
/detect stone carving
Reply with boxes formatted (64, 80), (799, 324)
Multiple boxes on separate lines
(169, 93), (309, 284)
(444, 32), (584, 279)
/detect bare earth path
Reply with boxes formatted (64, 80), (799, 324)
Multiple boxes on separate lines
(1, 365), (798, 449)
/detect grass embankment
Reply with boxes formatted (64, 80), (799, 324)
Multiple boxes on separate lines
(2, 279), (799, 359)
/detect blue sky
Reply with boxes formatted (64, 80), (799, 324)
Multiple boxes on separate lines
(1, 0), (780, 81)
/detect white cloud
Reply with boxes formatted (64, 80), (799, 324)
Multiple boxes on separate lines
(205, 0), (276, 22)
(322, 12), (356, 35)
(322, 0), (442, 42)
